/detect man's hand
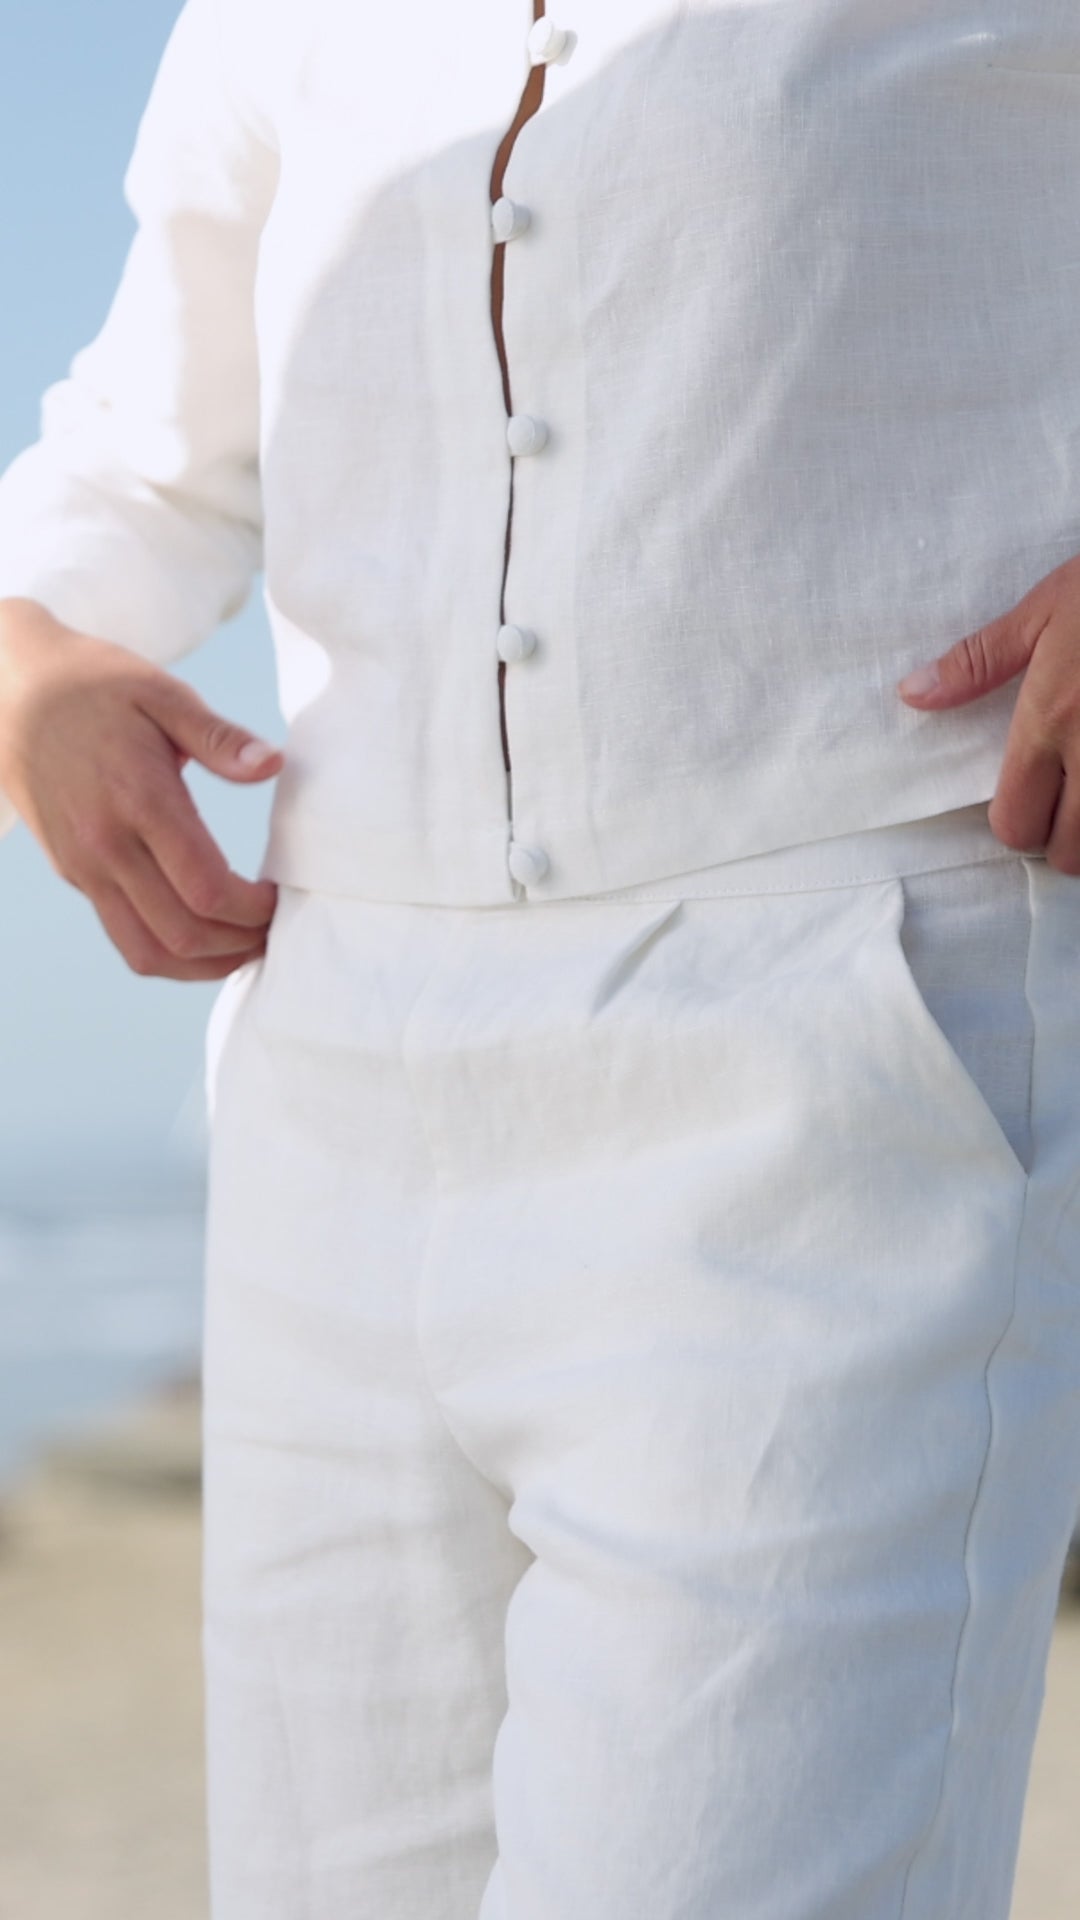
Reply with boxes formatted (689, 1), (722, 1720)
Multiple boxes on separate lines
(897, 554), (1080, 874)
(0, 598), (283, 979)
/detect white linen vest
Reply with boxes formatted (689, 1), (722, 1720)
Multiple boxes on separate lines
(1, 0), (1078, 902)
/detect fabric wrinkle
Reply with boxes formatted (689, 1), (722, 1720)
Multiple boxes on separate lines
(199, 806), (1080, 1917)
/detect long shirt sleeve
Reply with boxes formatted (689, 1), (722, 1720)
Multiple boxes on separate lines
(0, 0), (279, 840)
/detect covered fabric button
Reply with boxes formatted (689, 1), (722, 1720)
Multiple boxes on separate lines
(527, 18), (576, 65)
(496, 623), (537, 662)
(491, 196), (531, 242)
(506, 414), (548, 456)
(507, 841), (550, 885)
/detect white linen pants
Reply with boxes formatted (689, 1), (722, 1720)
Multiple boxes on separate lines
(200, 802), (1080, 1920)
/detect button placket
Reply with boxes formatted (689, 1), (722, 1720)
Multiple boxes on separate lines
(488, 10), (578, 896)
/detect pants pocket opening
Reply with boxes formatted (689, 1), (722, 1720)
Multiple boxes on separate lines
(888, 862), (1035, 1185)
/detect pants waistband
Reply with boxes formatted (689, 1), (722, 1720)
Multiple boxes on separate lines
(563, 803), (1032, 902)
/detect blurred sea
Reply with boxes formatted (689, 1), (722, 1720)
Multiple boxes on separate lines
(0, 1150), (208, 1486)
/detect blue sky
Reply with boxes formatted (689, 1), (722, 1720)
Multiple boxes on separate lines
(0, 1), (282, 1182)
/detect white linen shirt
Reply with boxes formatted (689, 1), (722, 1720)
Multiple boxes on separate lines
(0, 0), (1078, 904)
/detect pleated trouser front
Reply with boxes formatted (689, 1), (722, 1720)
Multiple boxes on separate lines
(199, 802), (1080, 1920)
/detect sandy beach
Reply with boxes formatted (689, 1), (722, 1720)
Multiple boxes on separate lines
(0, 1380), (1077, 1920)
(0, 1382), (206, 1920)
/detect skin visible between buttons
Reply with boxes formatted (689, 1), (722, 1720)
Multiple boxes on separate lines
(486, 15), (551, 794)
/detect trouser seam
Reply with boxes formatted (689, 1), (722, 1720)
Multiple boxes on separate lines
(895, 1194), (1030, 1920)
(894, 866), (1038, 1920)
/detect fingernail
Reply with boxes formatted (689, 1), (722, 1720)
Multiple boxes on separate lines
(898, 663), (941, 698)
(237, 738), (278, 765)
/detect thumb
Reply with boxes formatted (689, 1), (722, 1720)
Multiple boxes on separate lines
(141, 676), (284, 782)
(897, 609), (1036, 709)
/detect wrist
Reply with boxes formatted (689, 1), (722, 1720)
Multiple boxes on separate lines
(0, 598), (77, 673)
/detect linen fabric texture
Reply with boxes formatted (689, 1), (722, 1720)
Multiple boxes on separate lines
(200, 806), (1080, 1920)
(3, 0), (1080, 900)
